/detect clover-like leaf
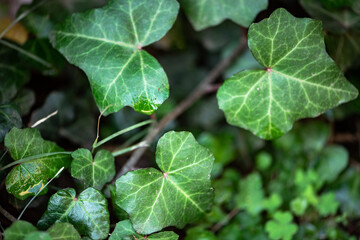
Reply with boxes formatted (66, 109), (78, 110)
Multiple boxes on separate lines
(180, 0), (268, 31)
(51, 0), (179, 115)
(38, 188), (110, 240)
(265, 211), (298, 240)
(4, 221), (37, 240)
(315, 192), (339, 217)
(47, 222), (81, 240)
(116, 131), (214, 234)
(71, 149), (115, 190)
(5, 128), (71, 200)
(217, 8), (358, 139)
(110, 220), (178, 240)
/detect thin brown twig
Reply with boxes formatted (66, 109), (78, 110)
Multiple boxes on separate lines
(0, 204), (16, 222)
(114, 29), (248, 180)
(211, 208), (240, 233)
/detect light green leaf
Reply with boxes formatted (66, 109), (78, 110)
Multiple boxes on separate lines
(263, 193), (282, 212)
(24, 232), (52, 240)
(71, 149), (115, 190)
(315, 192), (339, 216)
(47, 223), (81, 240)
(4, 221), (37, 240)
(180, 0), (268, 31)
(0, 104), (22, 142)
(37, 188), (110, 240)
(290, 197), (308, 216)
(51, 0), (179, 115)
(235, 173), (264, 215)
(256, 151), (272, 171)
(217, 8), (358, 139)
(116, 131), (214, 234)
(185, 227), (217, 240)
(5, 128), (71, 200)
(110, 220), (178, 240)
(265, 211), (298, 240)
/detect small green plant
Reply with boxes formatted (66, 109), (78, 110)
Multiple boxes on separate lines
(0, 0), (360, 239)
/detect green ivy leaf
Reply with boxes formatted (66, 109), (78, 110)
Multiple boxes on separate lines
(5, 128), (71, 200)
(12, 89), (36, 116)
(265, 211), (298, 240)
(51, 0), (179, 115)
(180, 0), (268, 31)
(4, 221), (37, 240)
(116, 131), (214, 234)
(71, 149), (115, 190)
(38, 188), (110, 240)
(315, 192), (340, 216)
(109, 185), (128, 221)
(0, 104), (22, 142)
(110, 220), (178, 240)
(24, 232), (52, 240)
(235, 173), (264, 215)
(47, 223), (81, 240)
(217, 8), (358, 140)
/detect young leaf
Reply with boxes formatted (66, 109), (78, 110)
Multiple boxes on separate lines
(180, 0), (268, 31)
(71, 149), (115, 190)
(265, 211), (298, 240)
(37, 188), (110, 240)
(0, 104), (22, 142)
(50, 0), (179, 115)
(110, 220), (178, 240)
(4, 221), (37, 240)
(116, 131), (214, 234)
(315, 192), (340, 217)
(217, 8), (358, 139)
(47, 222), (81, 240)
(5, 128), (71, 200)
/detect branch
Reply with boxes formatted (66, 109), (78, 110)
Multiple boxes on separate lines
(114, 29), (248, 180)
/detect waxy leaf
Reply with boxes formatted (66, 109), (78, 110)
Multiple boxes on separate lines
(71, 149), (115, 190)
(116, 131), (214, 234)
(5, 128), (71, 200)
(47, 222), (81, 240)
(4, 221), (37, 240)
(217, 8), (358, 139)
(0, 104), (22, 142)
(180, 0), (268, 31)
(110, 220), (178, 240)
(51, 0), (179, 115)
(24, 232), (52, 240)
(38, 188), (110, 240)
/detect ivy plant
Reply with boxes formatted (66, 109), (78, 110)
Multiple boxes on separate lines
(0, 0), (359, 240)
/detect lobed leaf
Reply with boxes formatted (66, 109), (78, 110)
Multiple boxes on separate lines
(217, 8), (358, 139)
(5, 128), (71, 200)
(51, 0), (179, 115)
(116, 131), (214, 234)
(4, 221), (37, 240)
(47, 222), (81, 240)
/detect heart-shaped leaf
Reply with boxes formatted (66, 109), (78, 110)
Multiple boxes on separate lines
(37, 188), (110, 240)
(110, 220), (178, 240)
(4, 221), (37, 240)
(116, 131), (214, 234)
(217, 8), (358, 140)
(71, 149), (115, 190)
(180, 0), (268, 31)
(47, 222), (81, 240)
(5, 128), (71, 200)
(51, 0), (179, 115)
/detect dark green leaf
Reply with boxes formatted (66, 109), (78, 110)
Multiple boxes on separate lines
(0, 104), (22, 142)
(51, 0), (179, 115)
(71, 149), (115, 190)
(5, 128), (71, 200)
(217, 8), (358, 139)
(12, 89), (35, 116)
(38, 188), (110, 240)
(109, 185), (128, 221)
(4, 221), (37, 240)
(180, 0), (268, 31)
(116, 131), (214, 234)
(47, 222), (81, 240)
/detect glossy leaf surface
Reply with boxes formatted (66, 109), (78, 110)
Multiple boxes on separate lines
(51, 0), (179, 115)
(180, 0), (268, 31)
(116, 131), (214, 234)
(5, 128), (71, 200)
(47, 222), (81, 240)
(217, 8), (358, 139)
(71, 149), (115, 190)
(38, 188), (110, 240)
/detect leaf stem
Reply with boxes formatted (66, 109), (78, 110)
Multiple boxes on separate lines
(211, 208), (240, 233)
(0, 152), (72, 171)
(112, 141), (149, 158)
(18, 166), (65, 220)
(94, 119), (153, 149)
(0, 0), (48, 39)
(0, 39), (52, 68)
(114, 29), (248, 180)
(0, 204), (17, 222)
